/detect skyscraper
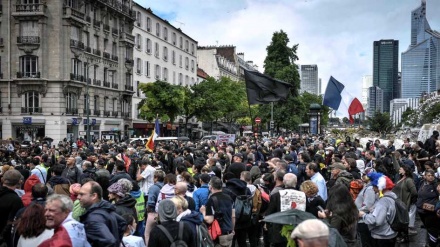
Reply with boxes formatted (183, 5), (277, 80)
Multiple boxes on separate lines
(368, 86), (384, 117)
(373, 40), (399, 113)
(401, 0), (440, 98)
(361, 75), (373, 117)
(300, 65), (319, 95)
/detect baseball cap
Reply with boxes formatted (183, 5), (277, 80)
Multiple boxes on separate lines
(291, 219), (329, 240)
(233, 153), (243, 159)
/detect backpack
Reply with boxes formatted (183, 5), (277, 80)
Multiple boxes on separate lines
(196, 223), (215, 247)
(229, 190), (253, 225)
(349, 179), (364, 201)
(157, 221), (188, 247)
(251, 188), (262, 225)
(384, 195), (409, 232)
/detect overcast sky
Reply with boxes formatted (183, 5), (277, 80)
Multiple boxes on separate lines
(136, 0), (440, 98)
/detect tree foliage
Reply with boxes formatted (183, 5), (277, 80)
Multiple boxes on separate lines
(365, 111), (393, 135)
(138, 80), (185, 122)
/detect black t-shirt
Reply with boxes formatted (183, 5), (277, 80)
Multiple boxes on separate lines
(205, 192), (234, 234)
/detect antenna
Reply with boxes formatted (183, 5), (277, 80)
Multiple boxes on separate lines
(175, 21), (185, 28)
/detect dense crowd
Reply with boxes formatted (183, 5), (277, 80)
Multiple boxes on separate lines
(0, 130), (439, 247)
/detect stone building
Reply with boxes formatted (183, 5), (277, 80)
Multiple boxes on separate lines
(0, 0), (136, 144)
(131, 3), (198, 137)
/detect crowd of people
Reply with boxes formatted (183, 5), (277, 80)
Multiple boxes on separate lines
(0, 130), (439, 247)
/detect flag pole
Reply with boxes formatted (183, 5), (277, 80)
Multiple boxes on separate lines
(270, 102), (274, 137)
(248, 103), (254, 140)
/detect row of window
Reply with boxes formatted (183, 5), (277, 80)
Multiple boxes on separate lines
(133, 41), (195, 71)
(133, 60), (195, 85)
(22, 91), (129, 114)
(135, 12), (195, 54)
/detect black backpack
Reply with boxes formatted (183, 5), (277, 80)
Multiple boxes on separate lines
(384, 195), (409, 232)
(226, 189), (253, 225)
(196, 223), (215, 247)
(157, 222), (188, 247)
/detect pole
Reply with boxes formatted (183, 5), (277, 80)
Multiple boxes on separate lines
(86, 60), (90, 145)
(270, 102), (274, 137)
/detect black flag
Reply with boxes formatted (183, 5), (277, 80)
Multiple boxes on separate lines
(244, 70), (292, 105)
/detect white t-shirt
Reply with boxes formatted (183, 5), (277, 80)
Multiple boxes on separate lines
(122, 235), (146, 247)
(139, 165), (156, 195)
(17, 229), (54, 247)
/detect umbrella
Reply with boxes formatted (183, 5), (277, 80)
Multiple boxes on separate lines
(263, 209), (316, 225)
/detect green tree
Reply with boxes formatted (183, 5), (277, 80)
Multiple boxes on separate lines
(399, 107), (417, 127)
(259, 30), (301, 131)
(138, 81), (185, 122)
(298, 92), (330, 126)
(366, 111), (393, 135)
(421, 101), (440, 124)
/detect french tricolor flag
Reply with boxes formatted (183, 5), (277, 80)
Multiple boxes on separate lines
(323, 76), (364, 123)
(146, 118), (160, 152)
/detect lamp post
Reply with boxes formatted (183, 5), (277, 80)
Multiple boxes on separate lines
(84, 57), (100, 145)
(71, 45), (101, 145)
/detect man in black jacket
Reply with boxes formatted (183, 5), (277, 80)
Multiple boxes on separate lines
(0, 170), (24, 245)
(79, 181), (126, 247)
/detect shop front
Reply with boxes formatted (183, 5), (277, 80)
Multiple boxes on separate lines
(132, 123), (154, 138)
(12, 117), (45, 142)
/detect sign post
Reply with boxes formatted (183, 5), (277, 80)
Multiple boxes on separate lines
(255, 117), (261, 124)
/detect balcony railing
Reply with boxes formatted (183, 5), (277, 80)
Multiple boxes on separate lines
(93, 79), (101, 86)
(103, 81), (110, 88)
(70, 39), (84, 49)
(93, 20), (101, 28)
(112, 28), (118, 36)
(85, 16), (91, 23)
(66, 108), (78, 115)
(103, 24), (110, 32)
(70, 73), (85, 82)
(120, 32), (135, 43)
(17, 72), (40, 78)
(112, 111), (118, 117)
(94, 110), (101, 116)
(125, 58), (134, 64)
(111, 55), (118, 61)
(125, 85), (133, 91)
(87, 78), (91, 84)
(84, 109), (91, 115)
(112, 83), (118, 89)
(92, 49), (101, 56)
(21, 107), (42, 114)
(15, 3), (45, 12)
(103, 52), (110, 59)
(122, 112), (130, 119)
(17, 36), (40, 44)
(85, 46), (91, 53)
(103, 110), (110, 117)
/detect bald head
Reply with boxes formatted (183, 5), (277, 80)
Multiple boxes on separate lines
(175, 182), (187, 196)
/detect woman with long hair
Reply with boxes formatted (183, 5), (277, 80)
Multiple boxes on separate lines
(318, 183), (359, 247)
(393, 164), (418, 242)
(16, 203), (54, 247)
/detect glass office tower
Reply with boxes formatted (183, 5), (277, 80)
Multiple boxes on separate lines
(401, 0), (440, 98)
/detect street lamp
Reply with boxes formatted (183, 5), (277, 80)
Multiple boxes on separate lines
(71, 46), (100, 145)
(84, 56), (101, 145)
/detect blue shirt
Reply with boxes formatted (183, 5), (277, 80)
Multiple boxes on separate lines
(192, 184), (209, 212)
(311, 172), (327, 201)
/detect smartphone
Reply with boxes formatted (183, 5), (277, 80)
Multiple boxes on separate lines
(317, 206), (325, 212)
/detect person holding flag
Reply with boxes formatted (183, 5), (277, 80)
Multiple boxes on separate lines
(145, 118), (160, 152)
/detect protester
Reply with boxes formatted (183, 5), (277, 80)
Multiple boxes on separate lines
(291, 219), (329, 247)
(16, 203), (53, 247)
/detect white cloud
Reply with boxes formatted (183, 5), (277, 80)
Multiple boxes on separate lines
(136, 0), (440, 98)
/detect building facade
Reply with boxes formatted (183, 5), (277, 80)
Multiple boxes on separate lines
(197, 45), (240, 81)
(390, 98), (420, 126)
(361, 75), (373, 118)
(300, 65), (319, 95)
(367, 86), (384, 117)
(0, 0), (136, 144)
(373, 39), (399, 112)
(401, 0), (440, 98)
(131, 3), (198, 137)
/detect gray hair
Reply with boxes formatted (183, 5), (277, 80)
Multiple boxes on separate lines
(46, 194), (73, 212)
(283, 173), (297, 188)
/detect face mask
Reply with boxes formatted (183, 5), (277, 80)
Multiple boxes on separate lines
(325, 151), (329, 155)
(129, 226), (135, 235)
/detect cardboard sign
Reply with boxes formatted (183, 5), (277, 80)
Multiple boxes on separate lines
(279, 189), (306, 212)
